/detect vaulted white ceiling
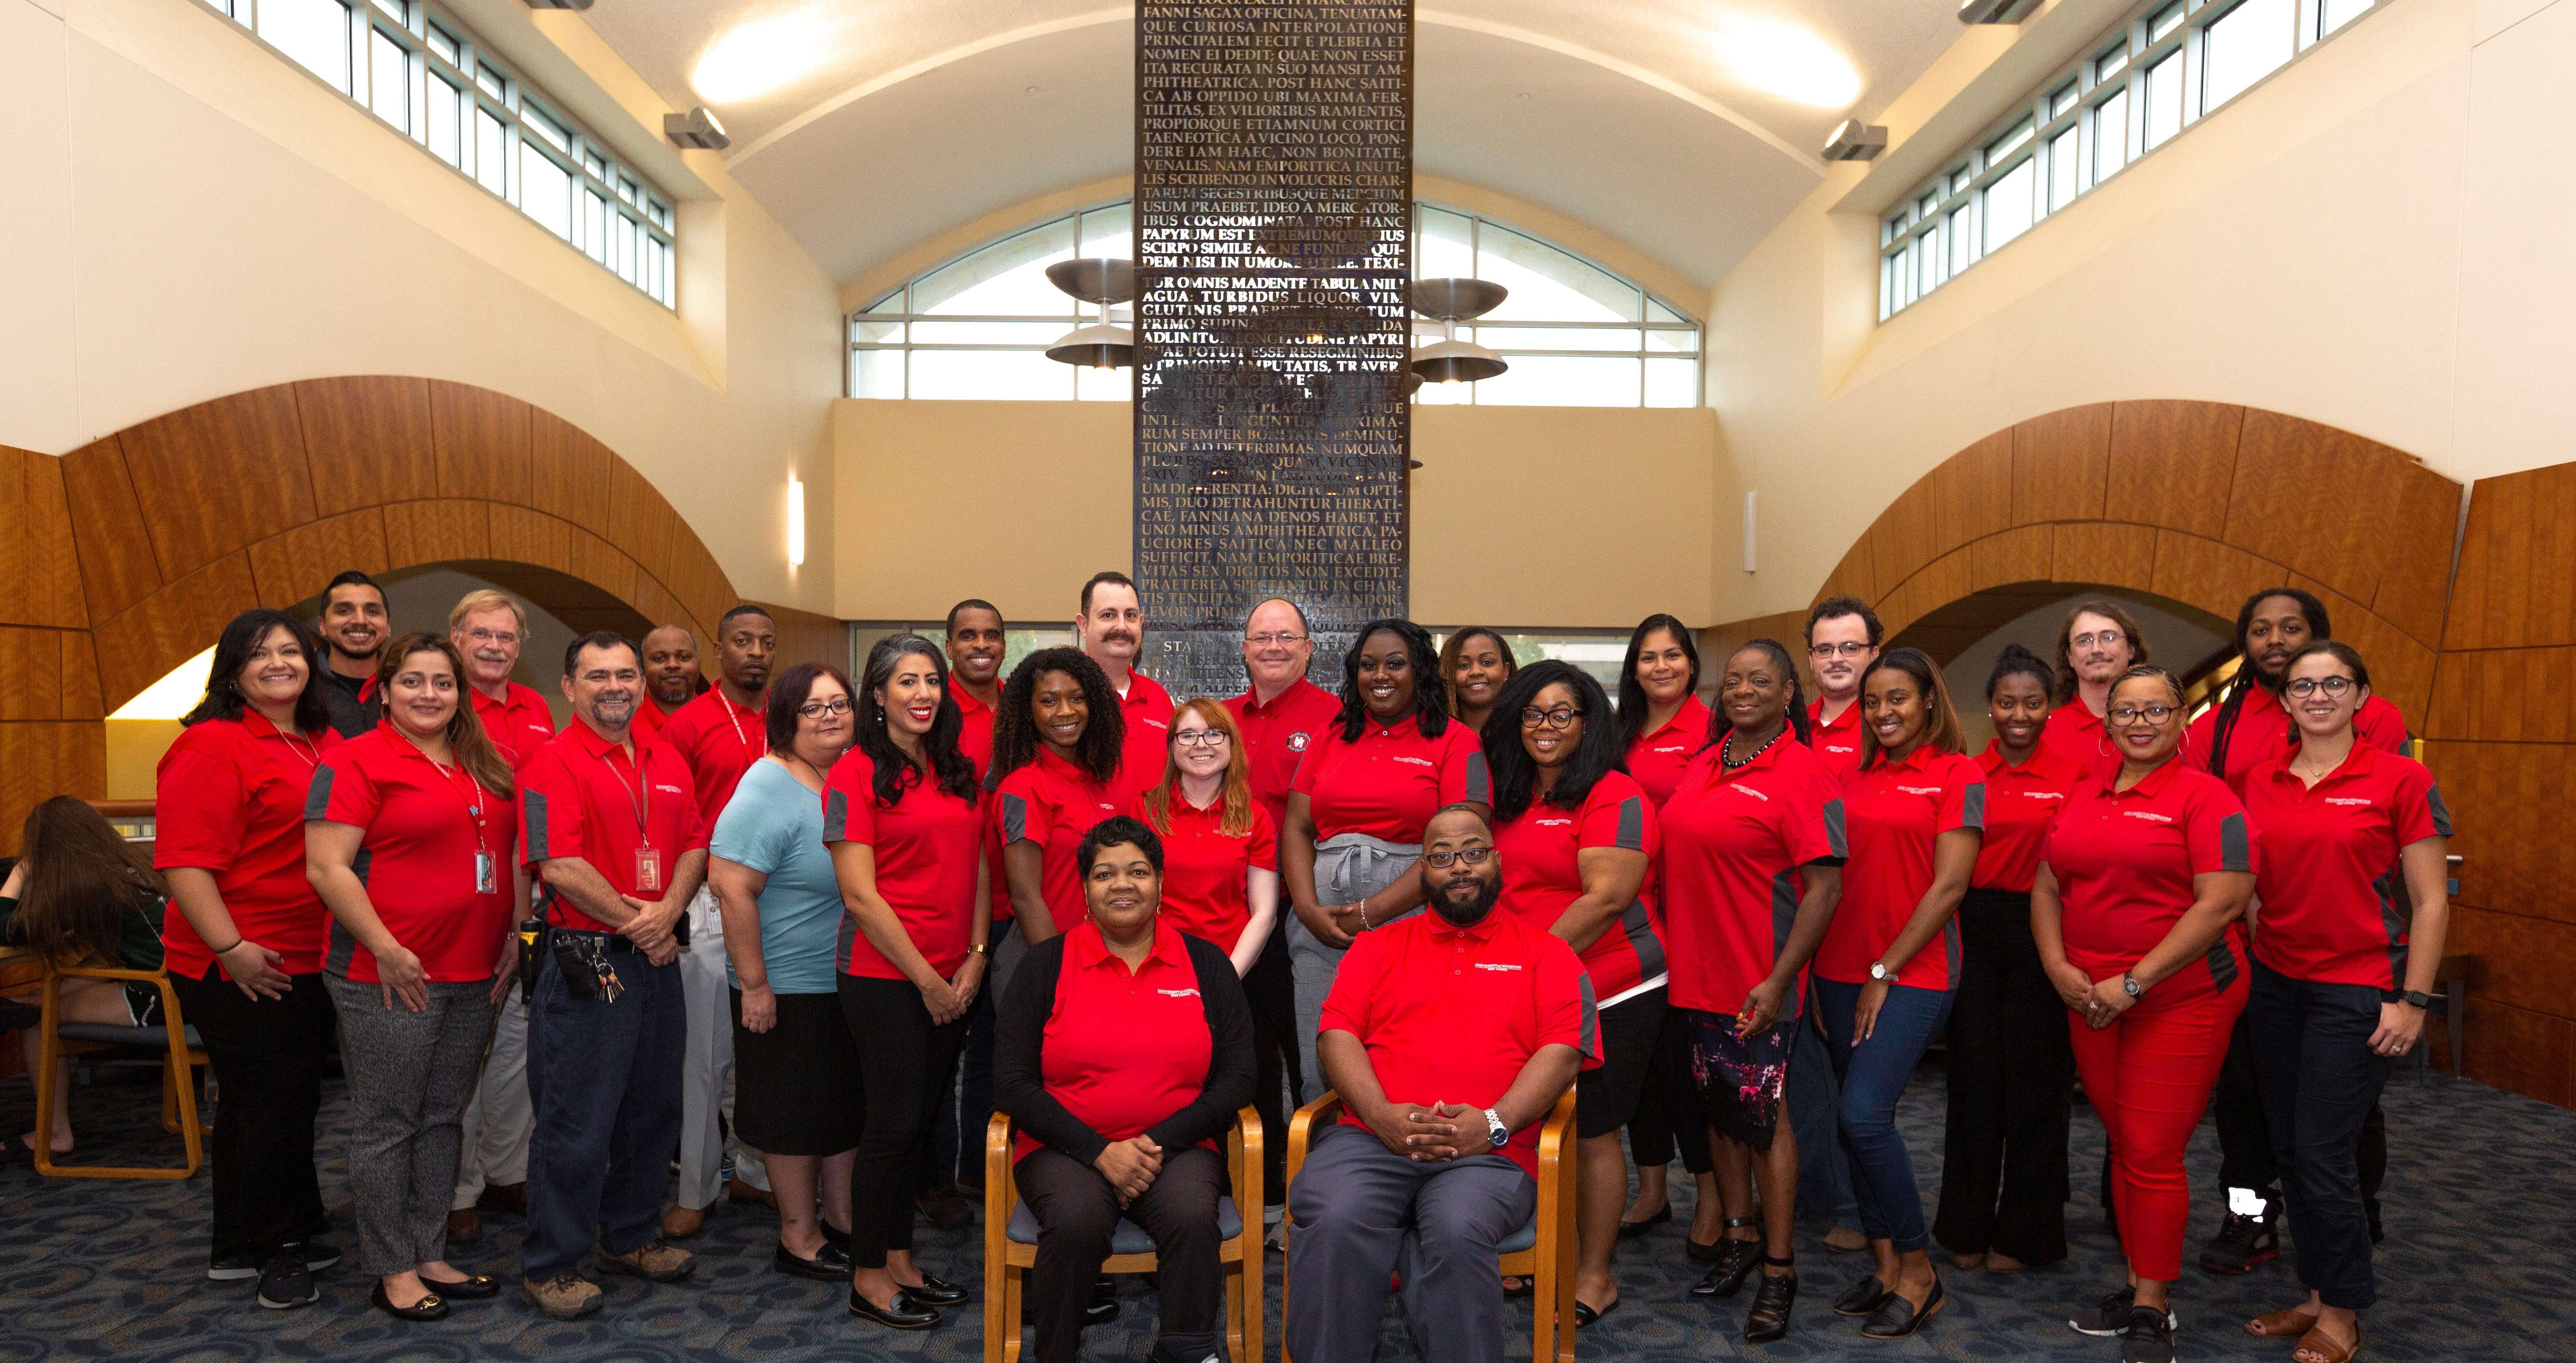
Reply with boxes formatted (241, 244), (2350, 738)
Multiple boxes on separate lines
(576, 0), (1966, 292)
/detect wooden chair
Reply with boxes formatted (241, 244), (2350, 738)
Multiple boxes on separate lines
(1282, 1087), (1578, 1363)
(35, 963), (208, 1179)
(982, 1105), (1263, 1363)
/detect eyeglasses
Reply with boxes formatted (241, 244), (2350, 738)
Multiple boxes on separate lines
(2108, 703), (2179, 726)
(1810, 641), (1871, 659)
(1172, 730), (1230, 747)
(2285, 676), (2356, 699)
(2072, 629), (2127, 649)
(798, 698), (853, 717)
(1243, 632), (1309, 647)
(463, 628), (521, 646)
(1519, 706), (1585, 730)
(1422, 847), (1494, 868)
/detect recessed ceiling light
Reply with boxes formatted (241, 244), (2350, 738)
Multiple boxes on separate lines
(1026, 85), (1042, 93)
(691, 8), (832, 102)
(1711, 16), (1860, 108)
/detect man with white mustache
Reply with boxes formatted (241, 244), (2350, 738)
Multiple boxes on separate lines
(1076, 571), (1174, 801)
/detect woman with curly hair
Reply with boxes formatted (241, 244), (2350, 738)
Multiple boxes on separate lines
(986, 646), (1126, 1005)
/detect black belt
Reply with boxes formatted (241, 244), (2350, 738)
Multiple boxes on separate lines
(554, 929), (644, 955)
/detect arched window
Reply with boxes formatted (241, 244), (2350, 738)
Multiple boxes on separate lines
(849, 199), (1700, 408)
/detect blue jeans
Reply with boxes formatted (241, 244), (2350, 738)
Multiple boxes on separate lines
(522, 943), (686, 1281)
(1813, 977), (1956, 1253)
(1788, 982), (1860, 1229)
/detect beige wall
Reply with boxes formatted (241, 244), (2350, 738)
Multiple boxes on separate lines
(0, 0), (844, 616)
(835, 400), (1722, 629)
(1704, 0), (2567, 621)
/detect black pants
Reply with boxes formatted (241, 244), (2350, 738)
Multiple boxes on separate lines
(1933, 889), (2072, 1264)
(1018, 1143), (1226, 1363)
(170, 967), (334, 1266)
(2213, 1006), (2386, 1223)
(1242, 934), (1300, 1203)
(924, 984), (995, 1194)
(839, 974), (970, 1268)
(1625, 1002), (1716, 1175)
(2249, 962), (2394, 1309)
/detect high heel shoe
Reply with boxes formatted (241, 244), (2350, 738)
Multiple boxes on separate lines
(1743, 1257), (1797, 1343)
(1688, 1219), (1764, 1295)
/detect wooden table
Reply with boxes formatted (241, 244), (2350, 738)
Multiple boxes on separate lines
(0, 945), (35, 1080)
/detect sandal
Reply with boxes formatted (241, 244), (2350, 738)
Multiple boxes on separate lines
(2292, 1323), (2363, 1363)
(2248, 1305), (2322, 1338)
(1743, 1255), (1796, 1342)
(1502, 1275), (1534, 1299)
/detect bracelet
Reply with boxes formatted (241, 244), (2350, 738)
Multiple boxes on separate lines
(207, 937), (244, 954)
(1356, 897), (1372, 931)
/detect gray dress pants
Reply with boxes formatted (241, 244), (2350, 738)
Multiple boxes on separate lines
(327, 974), (496, 1275)
(1285, 1122), (1536, 1363)
(1287, 833), (1418, 1096)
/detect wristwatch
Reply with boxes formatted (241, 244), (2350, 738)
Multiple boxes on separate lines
(2401, 989), (2435, 1009)
(1869, 961), (1893, 982)
(2121, 973), (2145, 998)
(1482, 1108), (1510, 1151)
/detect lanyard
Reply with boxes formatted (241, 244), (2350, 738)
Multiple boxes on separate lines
(274, 728), (321, 770)
(597, 744), (652, 840)
(422, 749), (489, 846)
(718, 691), (767, 761)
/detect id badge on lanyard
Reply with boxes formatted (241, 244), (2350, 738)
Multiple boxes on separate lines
(634, 845), (663, 893)
(475, 851), (497, 895)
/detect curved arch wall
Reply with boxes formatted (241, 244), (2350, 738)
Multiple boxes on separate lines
(0, 376), (842, 853)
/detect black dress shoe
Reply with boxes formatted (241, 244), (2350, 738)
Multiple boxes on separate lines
(773, 1243), (855, 1282)
(820, 1222), (852, 1251)
(1859, 1276), (1944, 1339)
(1615, 1206), (1671, 1240)
(1831, 1274), (1888, 1317)
(370, 1281), (450, 1321)
(1689, 1237), (1762, 1298)
(419, 1272), (500, 1299)
(1573, 1297), (1619, 1328)
(848, 1285), (941, 1329)
(903, 1272), (968, 1306)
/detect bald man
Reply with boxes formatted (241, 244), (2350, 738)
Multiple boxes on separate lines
(635, 625), (701, 737)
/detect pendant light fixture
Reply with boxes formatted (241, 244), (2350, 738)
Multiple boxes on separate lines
(1407, 278), (1508, 385)
(1044, 258), (1137, 369)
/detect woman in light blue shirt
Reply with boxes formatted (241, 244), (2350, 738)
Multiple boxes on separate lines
(712, 662), (859, 1282)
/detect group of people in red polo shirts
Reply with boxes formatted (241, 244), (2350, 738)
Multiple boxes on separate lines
(139, 569), (2448, 1363)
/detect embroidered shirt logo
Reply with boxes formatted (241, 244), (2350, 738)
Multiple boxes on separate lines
(2324, 797), (2372, 807)
(1472, 962), (1524, 973)
(1392, 756), (1434, 769)
(653, 783), (687, 795)
(1156, 987), (1200, 998)
(1534, 817), (1573, 828)
(2022, 791), (2067, 801)
(1898, 785), (1941, 796)
(1728, 787), (1771, 802)
(1825, 743), (1857, 753)
(1651, 743), (1688, 755)
(2123, 810), (2176, 824)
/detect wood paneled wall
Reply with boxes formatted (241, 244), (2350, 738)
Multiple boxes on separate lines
(2423, 461), (2576, 1103)
(2, 377), (829, 854)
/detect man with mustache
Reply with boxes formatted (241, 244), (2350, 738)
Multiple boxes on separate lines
(1076, 572), (1174, 800)
(654, 605), (780, 1237)
(517, 632), (710, 1318)
(635, 625), (703, 736)
(1284, 804), (1595, 1363)
(443, 589), (559, 1244)
(1802, 596), (1881, 781)
(314, 569), (390, 739)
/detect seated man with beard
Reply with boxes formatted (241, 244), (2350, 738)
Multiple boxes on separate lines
(1284, 804), (1597, 1363)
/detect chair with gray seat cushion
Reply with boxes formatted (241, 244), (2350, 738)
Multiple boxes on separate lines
(36, 965), (208, 1179)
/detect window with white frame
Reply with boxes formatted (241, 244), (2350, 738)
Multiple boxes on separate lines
(203, 0), (678, 307)
(850, 200), (1702, 407)
(1881, 0), (2380, 319)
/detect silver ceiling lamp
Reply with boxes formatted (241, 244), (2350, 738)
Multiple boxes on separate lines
(1408, 278), (1508, 385)
(1044, 259), (1137, 369)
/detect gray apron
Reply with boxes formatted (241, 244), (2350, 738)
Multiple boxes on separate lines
(1288, 831), (1421, 1097)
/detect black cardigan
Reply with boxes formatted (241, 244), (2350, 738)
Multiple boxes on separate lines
(994, 927), (1256, 1165)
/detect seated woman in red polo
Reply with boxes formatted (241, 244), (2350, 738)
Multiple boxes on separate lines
(994, 816), (1254, 1363)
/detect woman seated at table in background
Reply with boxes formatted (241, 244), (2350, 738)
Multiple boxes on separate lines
(0, 796), (171, 1163)
(995, 816), (1255, 1363)
(306, 632), (525, 1321)
(711, 662), (862, 1284)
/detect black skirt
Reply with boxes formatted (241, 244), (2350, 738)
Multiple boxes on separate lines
(731, 988), (864, 1156)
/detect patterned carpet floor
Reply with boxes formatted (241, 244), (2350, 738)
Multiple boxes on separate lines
(1, 1058), (2569, 1361)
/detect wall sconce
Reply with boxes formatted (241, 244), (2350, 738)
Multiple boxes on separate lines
(787, 476), (806, 567)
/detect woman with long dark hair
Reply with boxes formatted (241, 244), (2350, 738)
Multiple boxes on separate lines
(1656, 639), (1845, 1341)
(157, 608), (342, 1306)
(824, 635), (987, 1329)
(711, 663), (862, 1285)
(1482, 661), (1661, 1325)
(1, 797), (169, 1161)
(988, 646), (1126, 1007)
(1438, 625), (1517, 739)
(306, 633), (524, 1320)
(1812, 647), (1982, 1340)
(1933, 644), (2081, 1275)
(1278, 618), (1488, 1100)
(2035, 665), (2256, 1363)
(2238, 642), (2448, 1363)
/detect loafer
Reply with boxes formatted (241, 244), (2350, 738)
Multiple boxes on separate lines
(371, 1280), (449, 1321)
(848, 1285), (941, 1329)
(773, 1243), (855, 1282)
(1082, 1299), (1120, 1328)
(446, 1207), (482, 1243)
(820, 1221), (852, 1251)
(419, 1271), (500, 1299)
(1616, 1206), (1671, 1240)
(598, 1238), (696, 1284)
(903, 1272), (968, 1306)
(1831, 1274), (1888, 1317)
(256, 1251), (319, 1310)
(1859, 1277), (1944, 1340)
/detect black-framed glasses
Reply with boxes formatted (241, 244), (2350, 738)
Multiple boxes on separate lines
(1422, 847), (1494, 868)
(1172, 729), (1230, 747)
(2285, 676), (2356, 699)
(1810, 640), (1870, 659)
(2108, 703), (2179, 726)
(799, 698), (853, 717)
(1519, 706), (1585, 730)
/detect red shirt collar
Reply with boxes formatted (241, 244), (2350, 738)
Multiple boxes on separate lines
(2102, 752), (2187, 799)
(1239, 676), (1327, 717)
(1863, 740), (1942, 775)
(954, 686), (994, 720)
(1422, 905), (1503, 942)
(2259, 739), (2382, 788)
(1809, 697), (1861, 730)
(1066, 916), (1191, 973)
(1977, 740), (2069, 777)
(561, 717), (636, 760)
(1644, 695), (1710, 742)
(1710, 726), (1790, 777)
(1358, 711), (1423, 741)
(1036, 746), (1102, 783)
